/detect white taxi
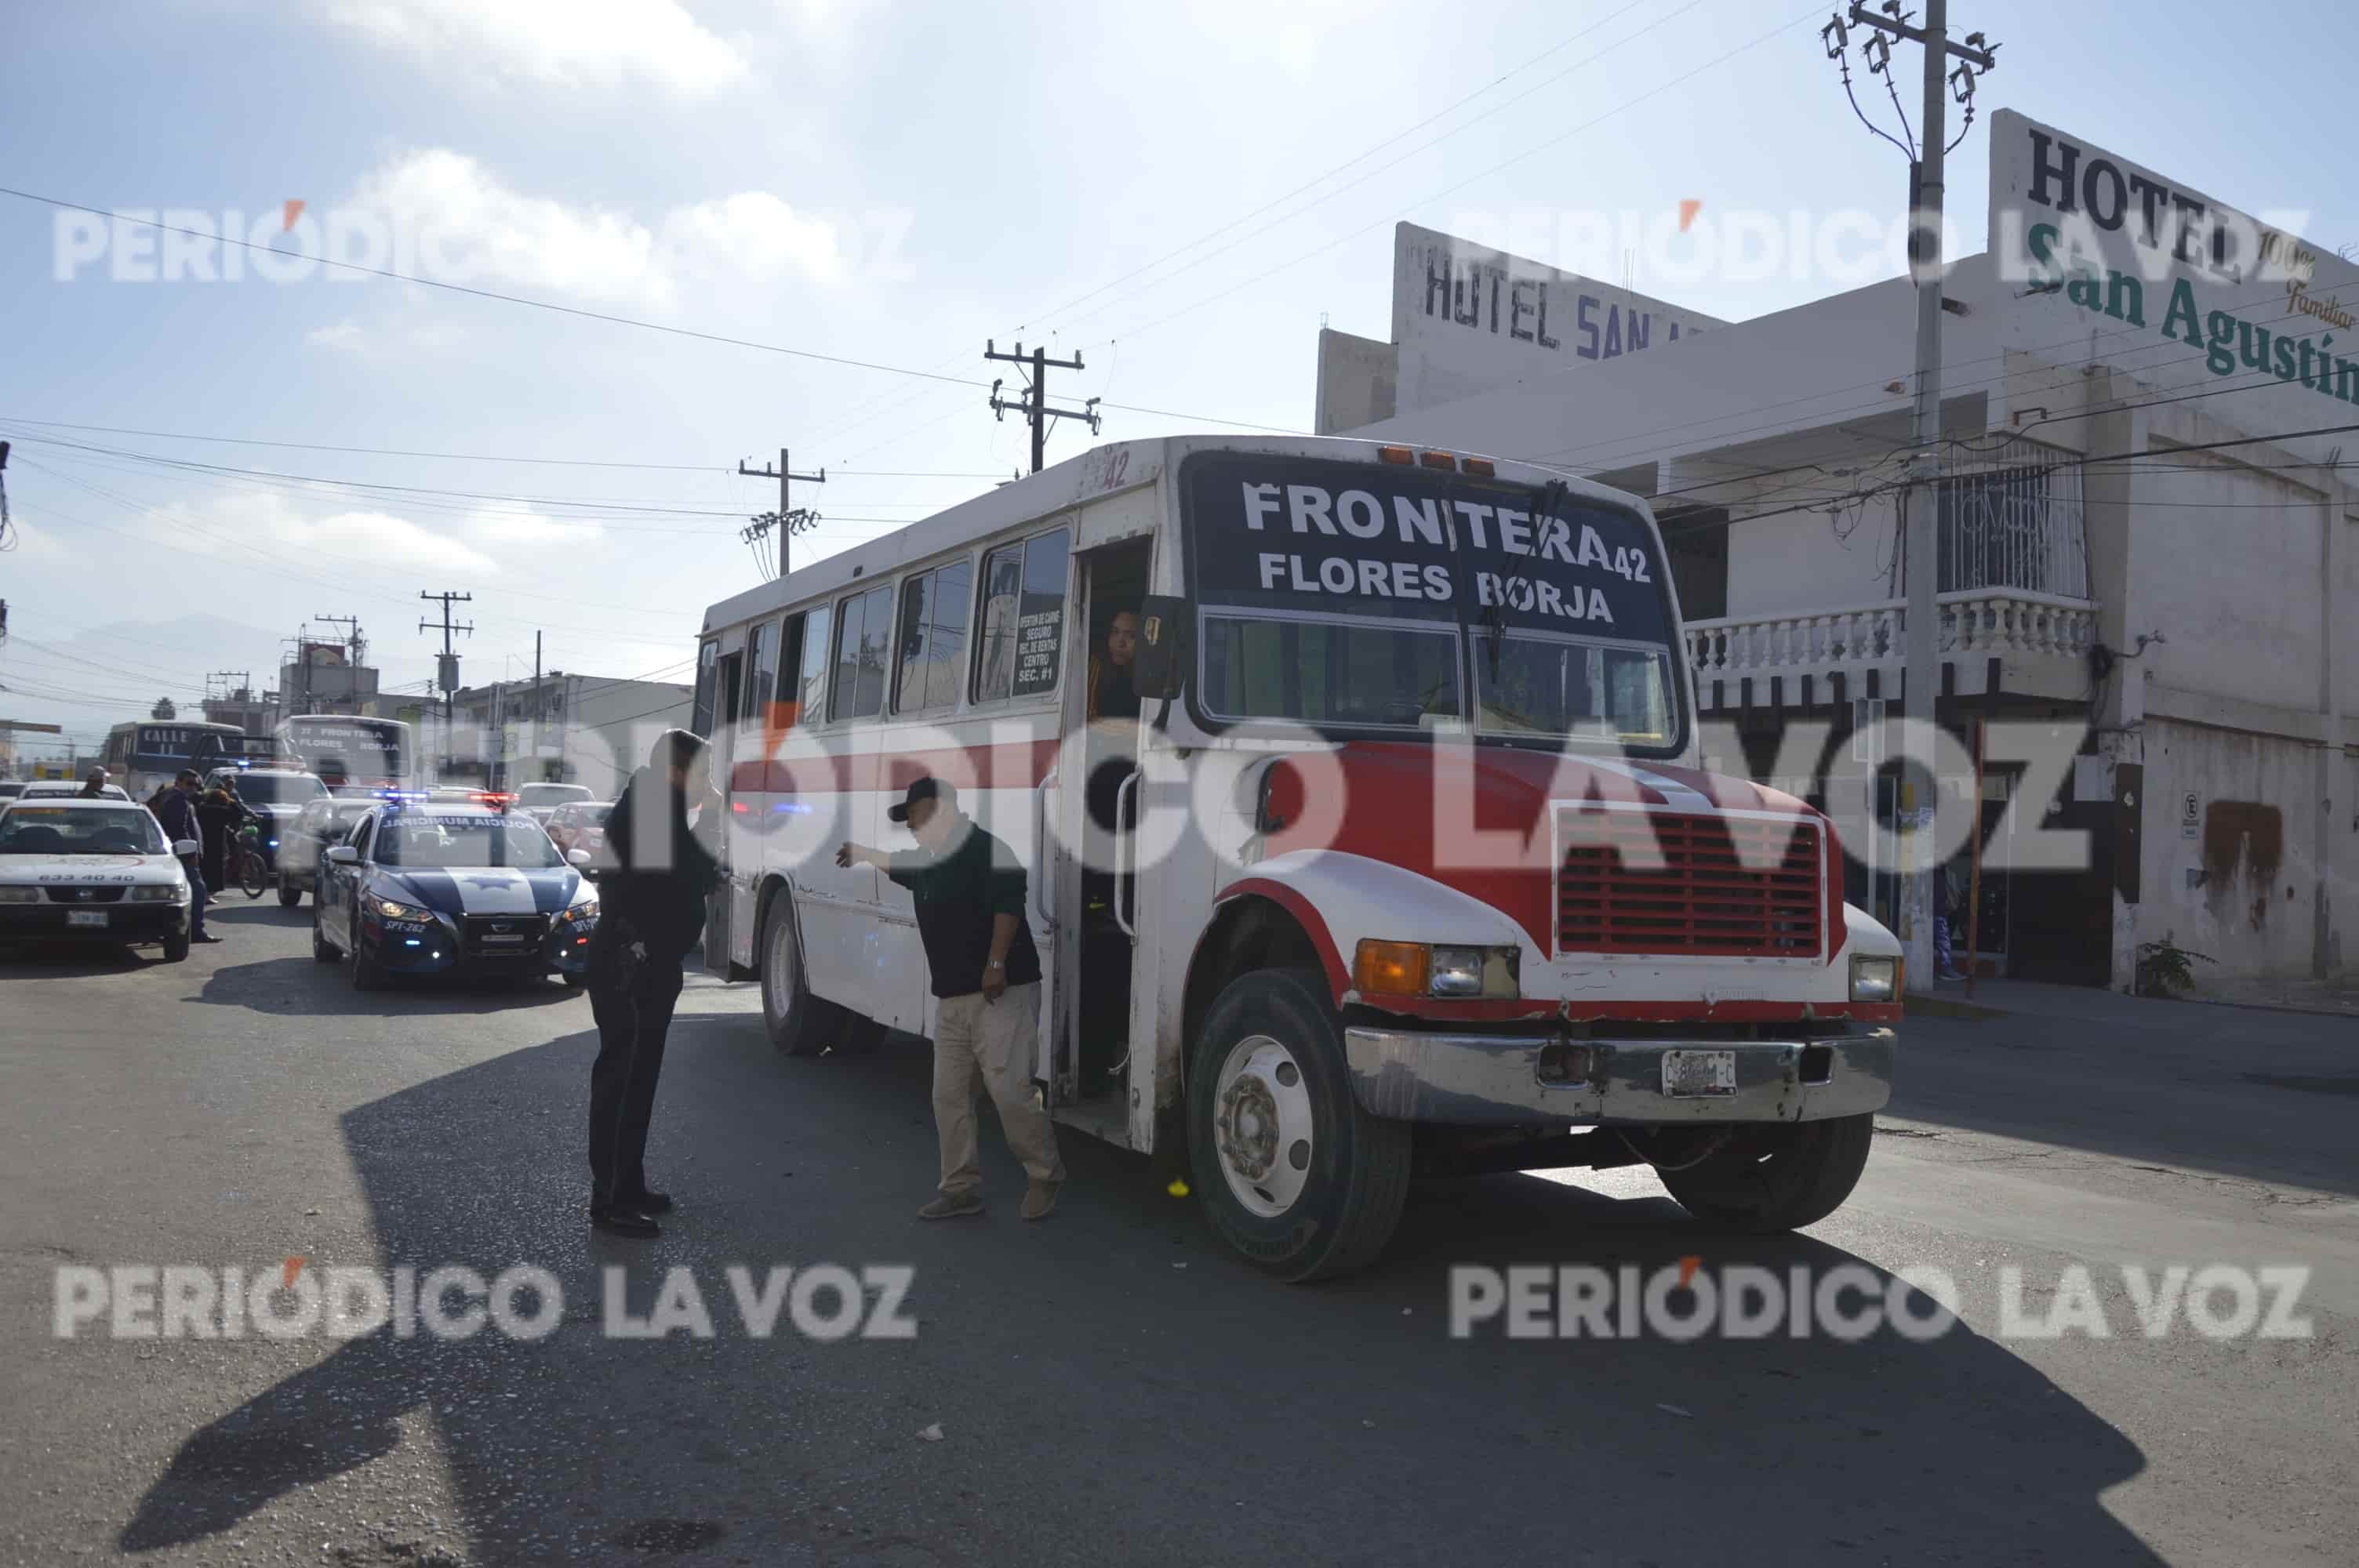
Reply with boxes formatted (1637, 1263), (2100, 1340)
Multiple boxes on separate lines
(0, 799), (198, 961)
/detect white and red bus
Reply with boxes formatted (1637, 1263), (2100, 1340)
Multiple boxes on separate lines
(692, 435), (1903, 1280)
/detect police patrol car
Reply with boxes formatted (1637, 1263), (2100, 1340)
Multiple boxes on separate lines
(0, 798), (197, 962)
(311, 797), (598, 990)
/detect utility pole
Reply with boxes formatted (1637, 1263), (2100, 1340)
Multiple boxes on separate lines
(738, 448), (827, 579)
(1823, 0), (1997, 984)
(986, 340), (1101, 474)
(531, 630), (541, 786)
(419, 591), (474, 782)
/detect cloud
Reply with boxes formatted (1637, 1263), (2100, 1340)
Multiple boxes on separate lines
(306, 320), (366, 352)
(274, 507), (500, 575)
(344, 150), (864, 310)
(323, 0), (748, 99)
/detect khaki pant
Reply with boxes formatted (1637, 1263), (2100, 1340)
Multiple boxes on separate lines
(932, 982), (1063, 1195)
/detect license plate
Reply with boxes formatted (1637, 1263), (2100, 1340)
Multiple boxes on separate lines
(67, 910), (108, 929)
(1661, 1049), (1736, 1098)
(480, 933), (526, 943)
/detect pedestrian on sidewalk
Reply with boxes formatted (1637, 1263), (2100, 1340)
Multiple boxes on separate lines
(583, 728), (724, 1239)
(838, 776), (1063, 1221)
(151, 771), (219, 944)
(1936, 858), (1968, 982)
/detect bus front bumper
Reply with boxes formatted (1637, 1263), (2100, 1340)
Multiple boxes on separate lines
(1341, 1025), (1895, 1127)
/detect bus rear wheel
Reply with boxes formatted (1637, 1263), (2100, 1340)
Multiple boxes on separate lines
(1187, 967), (1411, 1283)
(760, 891), (838, 1056)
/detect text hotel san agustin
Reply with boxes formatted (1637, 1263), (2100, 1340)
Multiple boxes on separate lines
(692, 434), (1906, 1281)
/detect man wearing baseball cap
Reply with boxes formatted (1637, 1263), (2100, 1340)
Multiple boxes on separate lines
(838, 776), (1063, 1220)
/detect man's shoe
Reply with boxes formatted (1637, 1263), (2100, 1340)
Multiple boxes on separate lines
(917, 1192), (984, 1220)
(1020, 1180), (1061, 1221)
(590, 1206), (660, 1239)
(191, 934), (224, 944)
(613, 1189), (673, 1214)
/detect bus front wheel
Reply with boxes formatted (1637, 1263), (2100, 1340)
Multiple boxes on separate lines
(1187, 967), (1411, 1283)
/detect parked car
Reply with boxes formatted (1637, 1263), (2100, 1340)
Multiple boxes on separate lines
(0, 798), (196, 961)
(0, 782), (26, 800)
(543, 800), (613, 857)
(276, 797), (379, 907)
(514, 782), (594, 826)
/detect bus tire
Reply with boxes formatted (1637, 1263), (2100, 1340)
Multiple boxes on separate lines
(759, 889), (836, 1056)
(1655, 1112), (1874, 1232)
(1187, 966), (1411, 1283)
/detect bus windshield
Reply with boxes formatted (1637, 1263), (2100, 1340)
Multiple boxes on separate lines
(1181, 453), (1683, 751)
(283, 719), (409, 786)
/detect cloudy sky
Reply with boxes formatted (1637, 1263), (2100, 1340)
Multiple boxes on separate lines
(2, 0), (2352, 759)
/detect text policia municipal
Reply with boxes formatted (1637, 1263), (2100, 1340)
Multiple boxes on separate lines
(1238, 481), (1646, 624)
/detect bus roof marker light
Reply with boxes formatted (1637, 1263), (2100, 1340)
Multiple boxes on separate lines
(1376, 446), (1415, 466)
(1461, 457), (1496, 477)
(1418, 451), (1457, 471)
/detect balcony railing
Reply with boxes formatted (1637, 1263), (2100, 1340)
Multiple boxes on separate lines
(1685, 589), (2098, 688)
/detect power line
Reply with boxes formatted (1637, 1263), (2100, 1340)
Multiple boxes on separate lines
(0, 416), (1012, 477)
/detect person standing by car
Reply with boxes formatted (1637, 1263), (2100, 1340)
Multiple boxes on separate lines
(583, 729), (724, 1239)
(152, 771), (218, 943)
(75, 767), (111, 799)
(195, 783), (242, 897)
(838, 776), (1063, 1221)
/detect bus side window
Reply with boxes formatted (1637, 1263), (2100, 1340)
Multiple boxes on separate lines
(971, 524), (1070, 705)
(829, 585), (894, 723)
(690, 641), (719, 739)
(788, 604), (830, 728)
(744, 619), (777, 728)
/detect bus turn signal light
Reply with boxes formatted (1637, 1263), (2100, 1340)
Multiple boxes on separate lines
(1354, 939), (1430, 997)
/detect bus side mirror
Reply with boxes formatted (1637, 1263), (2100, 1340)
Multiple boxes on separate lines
(1132, 595), (1190, 701)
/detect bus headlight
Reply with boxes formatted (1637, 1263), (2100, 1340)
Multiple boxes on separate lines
(1354, 940), (1519, 1000)
(1849, 953), (1900, 1003)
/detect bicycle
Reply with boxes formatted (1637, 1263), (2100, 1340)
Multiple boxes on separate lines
(233, 822), (271, 899)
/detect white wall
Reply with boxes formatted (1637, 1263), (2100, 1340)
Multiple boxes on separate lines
(2127, 443), (2329, 715)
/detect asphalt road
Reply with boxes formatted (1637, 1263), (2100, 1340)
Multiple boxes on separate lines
(2, 897), (2354, 1567)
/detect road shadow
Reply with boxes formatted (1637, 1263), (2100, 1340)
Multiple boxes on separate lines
(1892, 1011), (2359, 1197)
(121, 1013), (2161, 1566)
(190, 953), (583, 1018)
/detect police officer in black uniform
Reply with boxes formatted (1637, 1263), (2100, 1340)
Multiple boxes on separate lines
(583, 729), (724, 1238)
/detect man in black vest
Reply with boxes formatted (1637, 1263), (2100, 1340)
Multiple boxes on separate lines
(838, 777), (1063, 1221)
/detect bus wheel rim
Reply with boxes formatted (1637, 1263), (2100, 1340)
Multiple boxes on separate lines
(1212, 1033), (1315, 1218)
(765, 915), (795, 1018)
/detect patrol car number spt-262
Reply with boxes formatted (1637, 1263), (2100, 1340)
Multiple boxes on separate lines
(311, 801), (598, 991)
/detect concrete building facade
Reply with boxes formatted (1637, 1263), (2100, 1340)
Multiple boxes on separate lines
(1327, 111), (2356, 990)
(438, 673), (693, 799)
